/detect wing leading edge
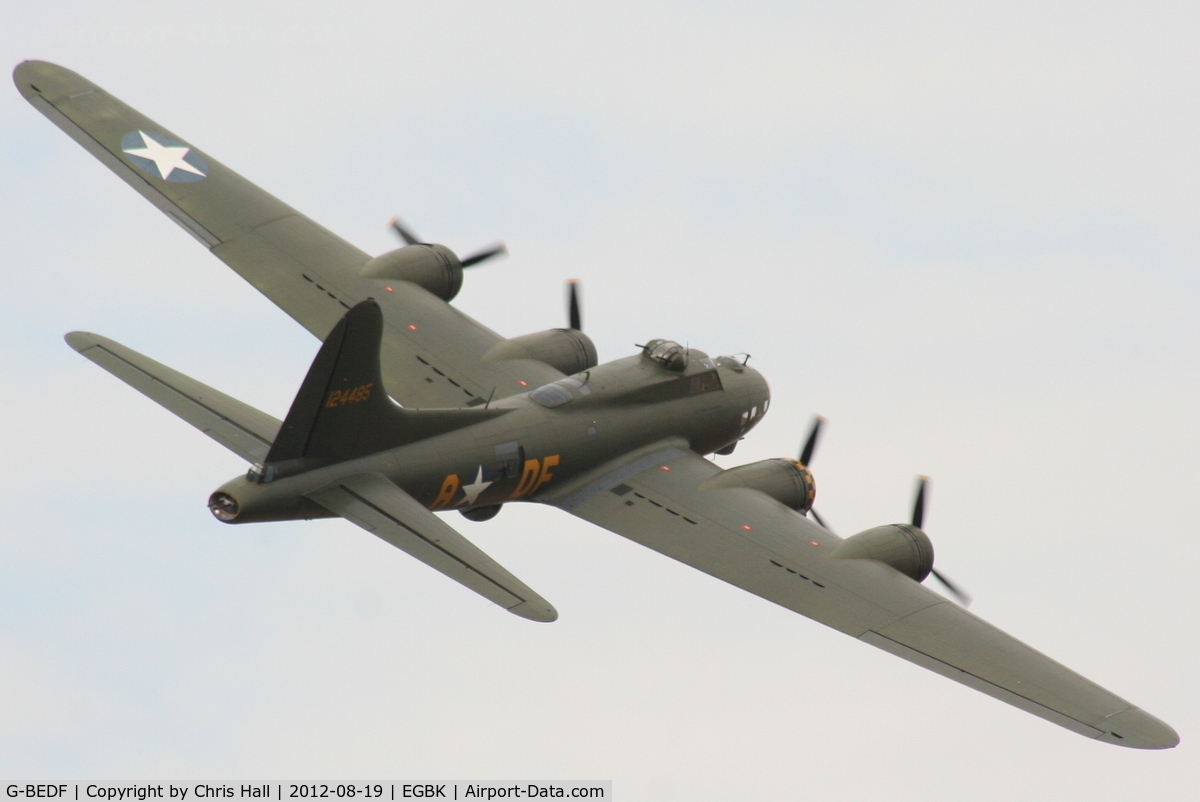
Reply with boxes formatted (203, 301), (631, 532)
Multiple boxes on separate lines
(546, 443), (1177, 749)
(16, 60), (563, 409)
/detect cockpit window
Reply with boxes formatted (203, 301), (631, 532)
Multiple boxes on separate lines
(529, 383), (574, 408)
(689, 371), (722, 393)
(643, 339), (689, 371)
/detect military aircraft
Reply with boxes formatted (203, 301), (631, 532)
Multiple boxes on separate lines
(14, 60), (1178, 750)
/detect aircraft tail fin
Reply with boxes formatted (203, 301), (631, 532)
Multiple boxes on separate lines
(263, 300), (505, 476)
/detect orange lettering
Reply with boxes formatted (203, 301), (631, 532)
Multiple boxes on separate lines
(511, 459), (542, 498)
(430, 474), (460, 510)
(326, 383), (374, 408)
(531, 454), (560, 495)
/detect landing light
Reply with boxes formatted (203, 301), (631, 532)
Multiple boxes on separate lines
(741, 525), (752, 531)
(407, 324), (418, 331)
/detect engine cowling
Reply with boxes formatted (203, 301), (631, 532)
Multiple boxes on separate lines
(832, 524), (934, 582)
(360, 244), (463, 301)
(483, 329), (598, 375)
(701, 458), (815, 513)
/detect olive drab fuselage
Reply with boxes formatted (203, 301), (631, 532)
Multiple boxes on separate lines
(391, 347), (769, 512)
(214, 344), (768, 521)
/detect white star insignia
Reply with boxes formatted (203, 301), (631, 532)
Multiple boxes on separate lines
(458, 466), (494, 507)
(122, 131), (206, 181)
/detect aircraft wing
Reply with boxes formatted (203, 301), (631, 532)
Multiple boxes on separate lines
(16, 60), (562, 409)
(545, 442), (1178, 749)
(65, 330), (280, 464)
(309, 473), (557, 622)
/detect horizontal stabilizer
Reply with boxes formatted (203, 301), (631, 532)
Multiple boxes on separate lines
(309, 473), (557, 622)
(66, 331), (279, 463)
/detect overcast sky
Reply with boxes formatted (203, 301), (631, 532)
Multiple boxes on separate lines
(2, 1), (1198, 799)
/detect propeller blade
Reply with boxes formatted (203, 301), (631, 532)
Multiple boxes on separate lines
(911, 475), (928, 530)
(799, 415), (825, 466)
(908, 475), (972, 605)
(809, 508), (832, 532)
(389, 216), (420, 246)
(568, 280), (582, 331)
(460, 242), (508, 268)
(931, 568), (972, 607)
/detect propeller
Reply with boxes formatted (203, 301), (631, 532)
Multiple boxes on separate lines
(388, 216), (508, 268)
(910, 476), (972, 607)
(567, 280), (582, 331)
(389, 216), (420, 246)
(911, 475), (927, 528)
(799, 415), (825, 467)
(797, 415), (832, 529)
(807, 469), (972, 608)
(461, 243), (508, 267)
(809, 507), (830, 531)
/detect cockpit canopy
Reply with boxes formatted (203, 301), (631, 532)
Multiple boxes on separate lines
(529, 376), (592, 408)
(642, 339), (689, 372)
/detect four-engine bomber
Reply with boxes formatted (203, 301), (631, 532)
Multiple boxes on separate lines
(19, 58), (1178, 750)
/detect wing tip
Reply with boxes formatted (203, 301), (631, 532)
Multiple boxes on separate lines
(65, 330), (102, 352)
(509, 600), (559, 623)
(12, 59), (46, 98)
(13, 60), (88, 102)
(1096, 707), (1180, 750)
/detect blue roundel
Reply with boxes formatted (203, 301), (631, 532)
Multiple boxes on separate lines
(119, 130), (208, 183)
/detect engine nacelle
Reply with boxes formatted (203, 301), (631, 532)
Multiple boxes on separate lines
(483, 329), (598, 375)
(360, 243), (463, 301)
(832, 524), (934, 583)
(208, 475), (337, 524)
(701, 458), (815, 513)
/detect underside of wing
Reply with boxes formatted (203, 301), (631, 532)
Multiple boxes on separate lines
(310, 472), (557, 623)
(546, 443), (1178, 749)
(16, 60), (563, 409)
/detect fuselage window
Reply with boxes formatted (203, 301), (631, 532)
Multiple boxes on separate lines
(689, 370), (722, 394)
(494, 441), (524, 478)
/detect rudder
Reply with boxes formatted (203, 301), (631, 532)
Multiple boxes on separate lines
(260, 300), (505, 479)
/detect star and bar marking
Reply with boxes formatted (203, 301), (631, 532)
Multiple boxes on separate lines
(120, 130), (208, 183)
